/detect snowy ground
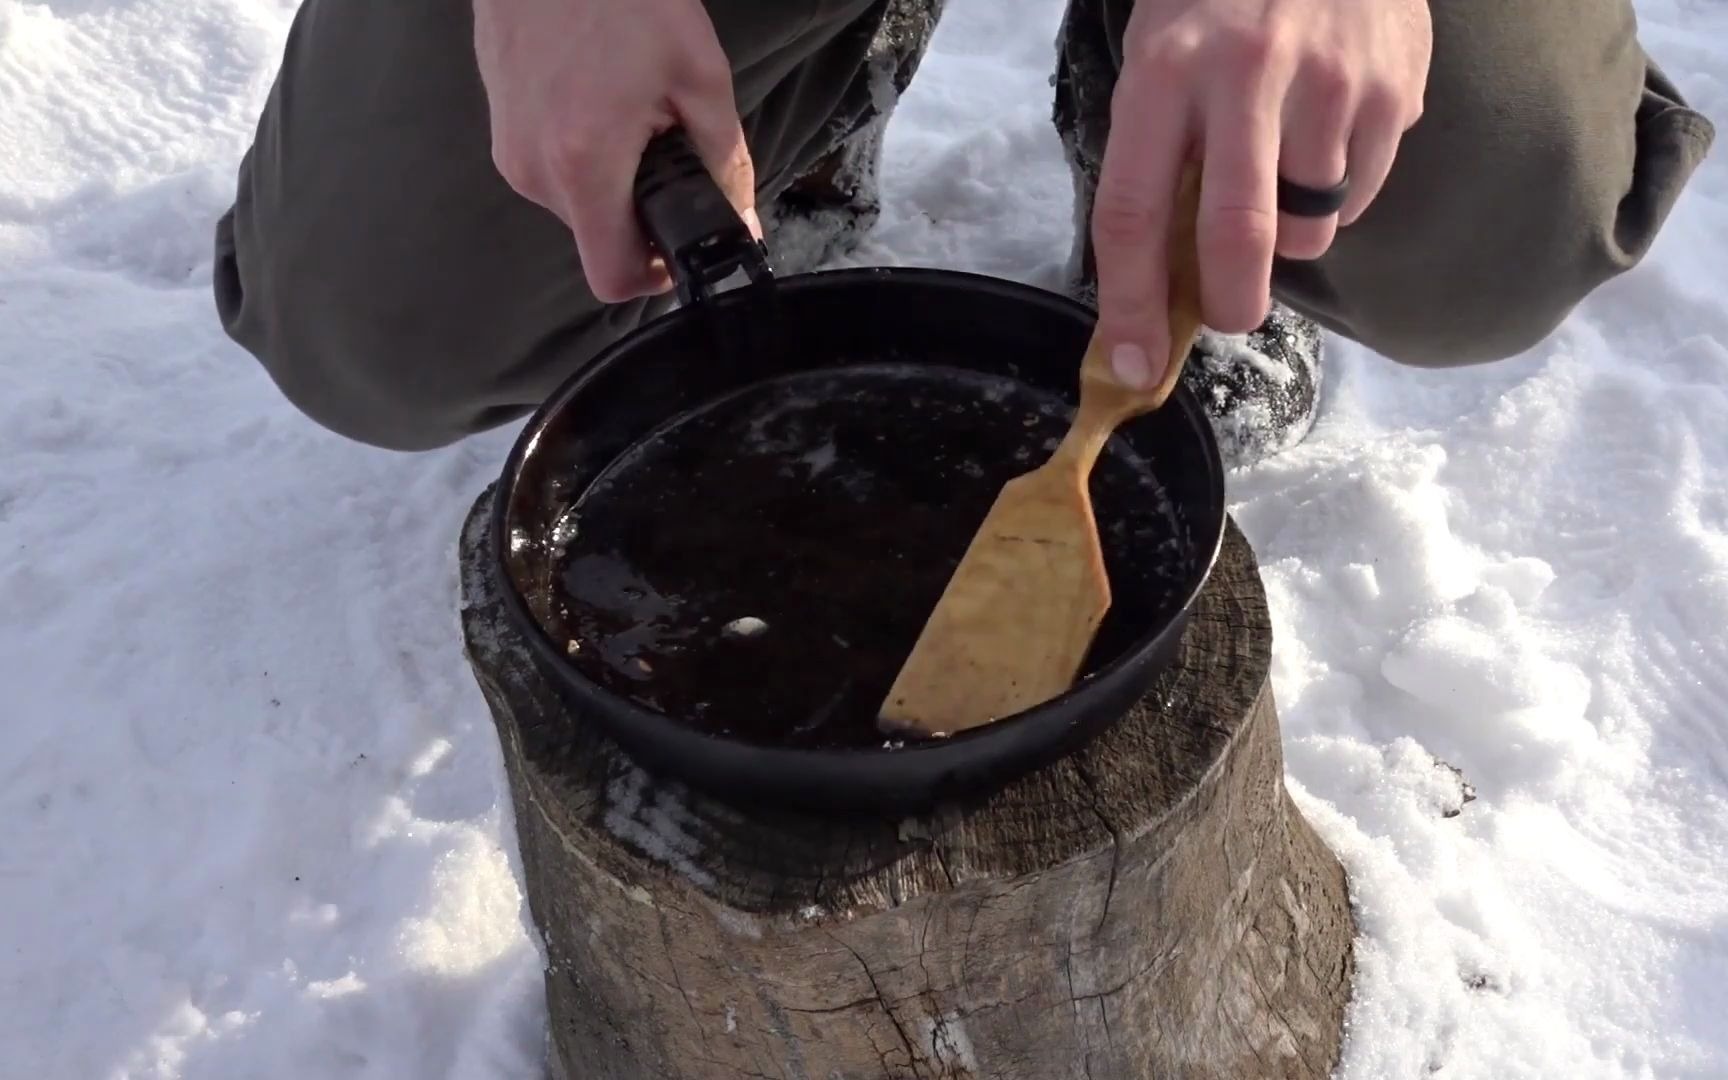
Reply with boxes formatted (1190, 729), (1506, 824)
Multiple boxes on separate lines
(2, 0), (1725, 1077)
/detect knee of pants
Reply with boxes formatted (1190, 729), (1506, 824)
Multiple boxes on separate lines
(215, 254), (475, 451)
(253, 334), (513, 454)
(213, 206), (636, 453)
(1282, 50), (1713, 369)
(1282, 235), (1595, 372)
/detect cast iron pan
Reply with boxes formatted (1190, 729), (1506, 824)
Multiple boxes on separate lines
(489, 131), (1227, 816)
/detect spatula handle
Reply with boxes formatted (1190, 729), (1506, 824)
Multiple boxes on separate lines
(1081, 160), (1205, 413)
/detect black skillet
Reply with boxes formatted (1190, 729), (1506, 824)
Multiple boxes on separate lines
(489, 131), (1227, 816)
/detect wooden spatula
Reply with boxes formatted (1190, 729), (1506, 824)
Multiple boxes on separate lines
(878, 164), (1206, 738)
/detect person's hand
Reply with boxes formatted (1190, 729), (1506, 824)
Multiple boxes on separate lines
(473, 0), (759, 302)
(1091, 0), (1432, 389)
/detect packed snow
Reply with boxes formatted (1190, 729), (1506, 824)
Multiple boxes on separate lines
(3, 0), (1725, 1077)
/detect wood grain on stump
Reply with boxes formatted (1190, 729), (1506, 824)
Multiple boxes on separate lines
(457, 485), (1355, 1080)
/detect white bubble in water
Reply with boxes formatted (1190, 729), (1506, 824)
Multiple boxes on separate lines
(722, 616), (769, 640)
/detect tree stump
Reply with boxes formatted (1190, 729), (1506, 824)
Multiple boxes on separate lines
(457, 485), (1355, 1080)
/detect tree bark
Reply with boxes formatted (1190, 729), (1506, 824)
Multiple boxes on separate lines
(458, 485), (1355, 1080)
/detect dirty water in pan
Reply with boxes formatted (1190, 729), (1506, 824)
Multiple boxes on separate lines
(544, 364), (1192, 749)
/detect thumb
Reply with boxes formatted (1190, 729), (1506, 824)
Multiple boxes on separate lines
(673, 89), (761, 241)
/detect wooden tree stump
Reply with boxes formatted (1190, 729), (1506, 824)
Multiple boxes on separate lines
(457, 485), (1355, 1080)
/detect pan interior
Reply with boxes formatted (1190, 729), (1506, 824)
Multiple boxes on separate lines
(534, 362), (1196, 750)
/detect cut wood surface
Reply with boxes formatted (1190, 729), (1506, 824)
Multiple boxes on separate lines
(458, 485), (1356, 1080)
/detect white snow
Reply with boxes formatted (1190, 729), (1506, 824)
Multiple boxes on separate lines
(3, 0), (1726, 1077)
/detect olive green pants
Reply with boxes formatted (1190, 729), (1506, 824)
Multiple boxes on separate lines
(214, 0), (1713, 451)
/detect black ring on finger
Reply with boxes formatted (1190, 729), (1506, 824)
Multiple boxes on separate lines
(1277, 175), (1350, 218)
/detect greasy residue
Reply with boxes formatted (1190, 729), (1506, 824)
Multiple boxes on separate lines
(543, 365), (1190, 748)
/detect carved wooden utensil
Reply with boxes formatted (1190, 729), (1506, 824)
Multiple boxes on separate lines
(879, 164), (1206, 737)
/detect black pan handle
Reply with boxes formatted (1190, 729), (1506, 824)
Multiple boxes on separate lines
(633, 129), (773, 307)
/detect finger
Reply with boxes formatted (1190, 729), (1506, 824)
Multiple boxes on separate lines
(671, 65), (760, 241)
(1089, 60), (1191, 390)
(1337, 90), (1405, 227)
(1275, 61), (1353, 260)
(561, 130), (666, 303)
(1197, 63), (1284, 334)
